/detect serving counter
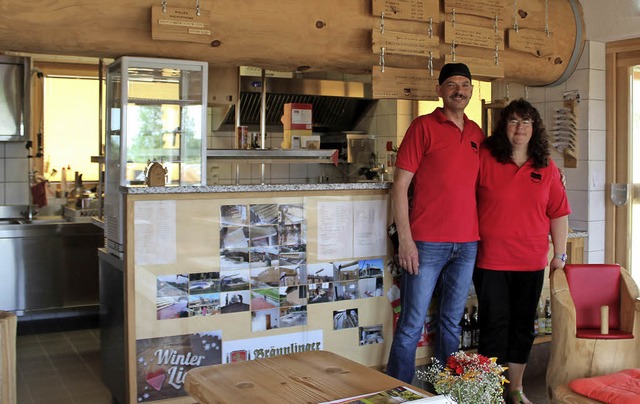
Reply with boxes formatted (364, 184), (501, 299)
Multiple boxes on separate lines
(99, 182), (396, 404)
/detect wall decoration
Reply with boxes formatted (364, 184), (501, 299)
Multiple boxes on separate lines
(156, 274), (189, 320)
(136, 331), (222, 401)
(333, 309), (359, 330)
(359, 324), (384, 345)
(222, 330), (323, 363)
(219, 290), (250, 313)
(308, 282), (335, 304)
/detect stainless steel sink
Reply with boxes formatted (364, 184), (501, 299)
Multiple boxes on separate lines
(0, 219), (22, 225)
(16, 217), (68, 225)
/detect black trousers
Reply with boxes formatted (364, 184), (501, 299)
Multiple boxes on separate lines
(473, 268), (545, 364)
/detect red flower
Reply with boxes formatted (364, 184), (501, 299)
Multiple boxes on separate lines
(447, 357), (464, 375)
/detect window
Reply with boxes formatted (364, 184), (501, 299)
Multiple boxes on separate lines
(32, 62), (104, 185)
(43, 76), (102, 182)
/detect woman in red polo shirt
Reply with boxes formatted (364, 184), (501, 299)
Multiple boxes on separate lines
(474, 99), (571, 404)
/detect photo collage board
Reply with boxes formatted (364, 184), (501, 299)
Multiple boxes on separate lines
(155, 202), (385, 333)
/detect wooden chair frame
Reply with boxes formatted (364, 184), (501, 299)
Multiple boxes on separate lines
(546, 266), (640, 403)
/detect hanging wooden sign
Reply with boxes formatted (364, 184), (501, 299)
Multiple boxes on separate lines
(444, 21), (505, 50)
(371, 30), (440, 58)
(371, 0), (439, 23)
(507, 29), (553, 57)
(444, 55), (505, 79)
(151, 6), (212, 44)
(372, 66), (439, 100)
(443, 0), (506, 20)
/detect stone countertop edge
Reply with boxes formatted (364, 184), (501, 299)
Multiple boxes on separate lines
(122, 182), (392, 194)
(119, 184), (587, 238)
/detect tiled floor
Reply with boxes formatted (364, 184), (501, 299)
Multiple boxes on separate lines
(15, 322), (550, 404)
(16, 324), (112, 404)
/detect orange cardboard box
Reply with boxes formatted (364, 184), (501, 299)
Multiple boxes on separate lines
(281, 103), (312, 130)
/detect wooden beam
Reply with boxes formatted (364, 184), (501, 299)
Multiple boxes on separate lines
(0, 0), (584, 86)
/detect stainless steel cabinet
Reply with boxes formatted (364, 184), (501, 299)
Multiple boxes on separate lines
(0, 222), (103, 315)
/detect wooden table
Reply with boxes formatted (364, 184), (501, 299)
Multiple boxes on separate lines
(185, 350), (431, 403)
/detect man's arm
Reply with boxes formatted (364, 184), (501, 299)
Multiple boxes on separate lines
(392, 167), (419, 274)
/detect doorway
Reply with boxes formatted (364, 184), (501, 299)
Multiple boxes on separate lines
(606, 39), (640, 284)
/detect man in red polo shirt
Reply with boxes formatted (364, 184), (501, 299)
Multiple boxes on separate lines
(386, 63), (485, 383)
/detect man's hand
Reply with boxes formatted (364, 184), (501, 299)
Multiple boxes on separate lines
(398, 241), (419, 275)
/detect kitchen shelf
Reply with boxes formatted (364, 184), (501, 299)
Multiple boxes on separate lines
(206, 149), (339, 165)
(117, 97), (202, 106)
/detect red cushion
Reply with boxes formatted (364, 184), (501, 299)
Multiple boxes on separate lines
(569, 369), (640, 404)
(565, 264), (621, 330)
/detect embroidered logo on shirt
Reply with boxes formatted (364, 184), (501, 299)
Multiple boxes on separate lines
(531, 172), (542, 183)
(470, 141), (478, 152)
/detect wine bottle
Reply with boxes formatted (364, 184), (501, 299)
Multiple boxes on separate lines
(545, 298), (552, 335)
(461, 307), (472, 350)
(470, 304), (479, 348)
(537, 300), (546, 336)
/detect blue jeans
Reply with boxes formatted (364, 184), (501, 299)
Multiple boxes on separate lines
(386, 241), (478, 383)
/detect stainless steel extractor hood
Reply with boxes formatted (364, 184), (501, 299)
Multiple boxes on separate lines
(210, 75), (375, 132)
(0, 55), (30, 141)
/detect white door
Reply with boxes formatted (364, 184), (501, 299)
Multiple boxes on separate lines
(631, 65), (640, 285)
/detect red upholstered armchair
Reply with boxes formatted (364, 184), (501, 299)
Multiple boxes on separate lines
(546, 264), (640, 403)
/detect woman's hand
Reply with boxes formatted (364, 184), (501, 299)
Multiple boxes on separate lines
(548, 257), (565, 277)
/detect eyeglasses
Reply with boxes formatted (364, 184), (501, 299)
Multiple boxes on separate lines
(507, 119), (532, 127)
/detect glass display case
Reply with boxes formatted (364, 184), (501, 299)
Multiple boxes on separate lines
(105, 57), (207, 187)
(104, 57), (207, 256)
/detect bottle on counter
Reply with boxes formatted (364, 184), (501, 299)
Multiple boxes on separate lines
(461, 307), (472, 350)
(537, 299), (546, 336)
(60, 167), (67, 197)
(545, 298), (553, 335)
(470, 304), (479, 349)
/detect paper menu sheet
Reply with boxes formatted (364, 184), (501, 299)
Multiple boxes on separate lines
(317, 201), (354, 260)
(134, 200), (177, 265)
(317, 199), (387, 260)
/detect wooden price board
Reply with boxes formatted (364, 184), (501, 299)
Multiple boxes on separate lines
(371, 30), (440, 57)
(372, 66), (439, 100)
(444, 55), (505, 79)
(151, 6), (212, 43)
(444, 21), (505, 50)
(507, 29), (553, 57)
(371, 0), (439, 22)
(443, 0), (506, 20)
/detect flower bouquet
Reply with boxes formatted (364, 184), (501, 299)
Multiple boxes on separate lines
(416, 351), (508, 404)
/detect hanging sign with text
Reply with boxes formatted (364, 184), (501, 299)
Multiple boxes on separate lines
(444, 55), (505, 79)
(372, 66), (439, 101)
(151, 6), (212, 44)
(371, 0), (439, 22)
(371, 30), (440, 58)
(507, 29), (553, 56)
(443, 0), (506, 20)
(444, 21), (505, 50)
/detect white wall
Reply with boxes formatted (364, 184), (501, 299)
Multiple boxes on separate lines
(581, 0), (640, 41)
(0, 142), (30, 205)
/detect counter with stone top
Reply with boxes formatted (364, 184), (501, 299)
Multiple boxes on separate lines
(121, 181), (392, 195)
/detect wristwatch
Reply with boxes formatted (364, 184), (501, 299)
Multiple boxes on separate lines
(554, 253), (567, 263)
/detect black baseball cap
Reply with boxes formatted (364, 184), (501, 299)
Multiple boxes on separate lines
(438, 63), (472, 84)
